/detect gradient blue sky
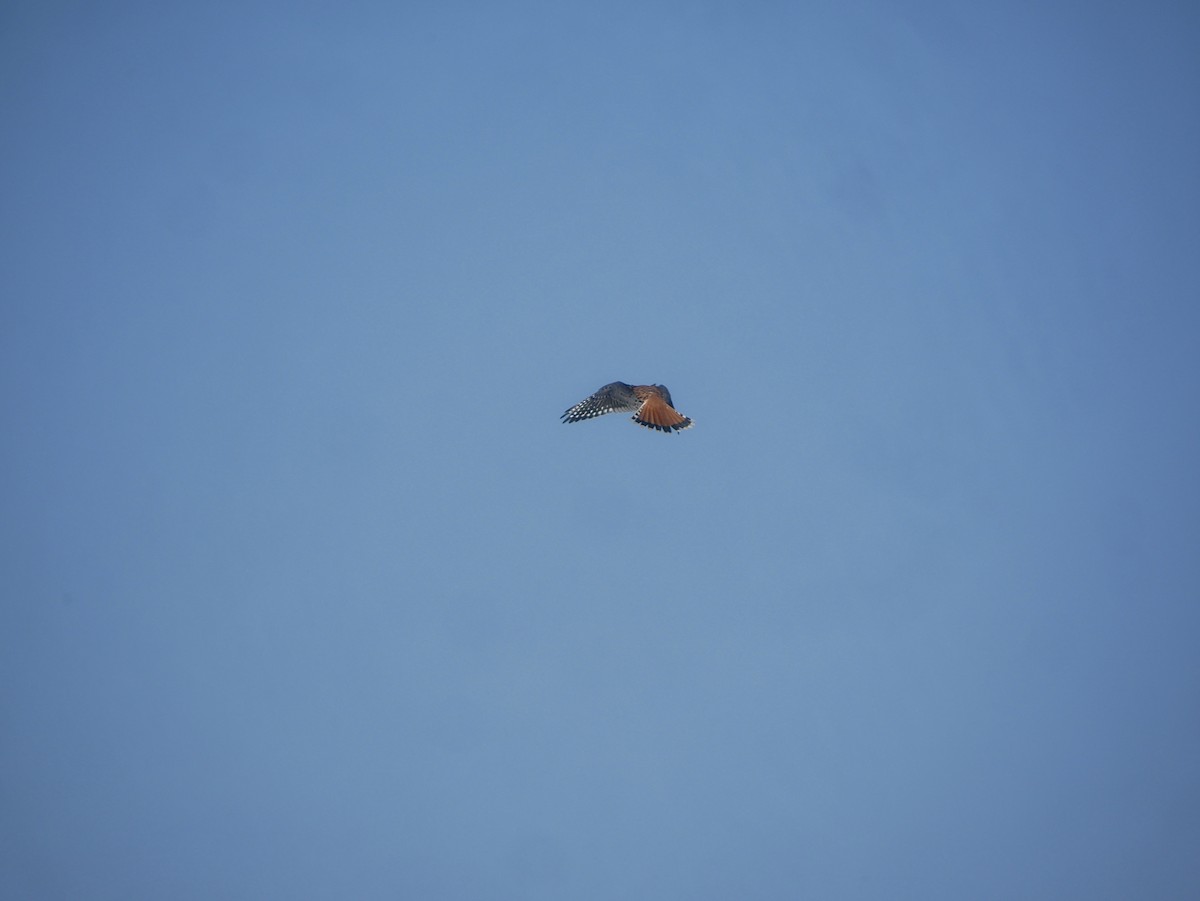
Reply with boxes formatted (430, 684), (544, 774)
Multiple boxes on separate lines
(3, 2), (1198, 899)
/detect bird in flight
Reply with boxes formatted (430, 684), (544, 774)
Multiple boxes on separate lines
(561, 382), (694, 433)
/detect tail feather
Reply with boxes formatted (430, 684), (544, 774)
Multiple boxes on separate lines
(633, 395), (693, 432)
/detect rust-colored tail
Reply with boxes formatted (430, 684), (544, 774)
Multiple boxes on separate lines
(633, 394), (693, 432)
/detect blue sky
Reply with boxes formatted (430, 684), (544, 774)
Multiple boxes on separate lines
(2, 2), (1198, 898)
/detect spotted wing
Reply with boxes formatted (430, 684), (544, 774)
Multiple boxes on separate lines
(561, 381), (641, 423)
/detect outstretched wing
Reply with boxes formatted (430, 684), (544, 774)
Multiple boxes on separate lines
(561, 382), (641, 423)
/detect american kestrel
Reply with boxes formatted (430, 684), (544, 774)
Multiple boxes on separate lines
(561, 382), (694, 433)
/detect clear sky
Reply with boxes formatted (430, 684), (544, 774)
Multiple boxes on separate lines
(2, 2), (1198, 899)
